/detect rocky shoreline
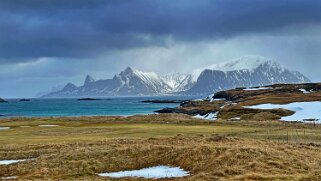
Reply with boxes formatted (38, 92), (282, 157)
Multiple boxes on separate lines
(156, 83), (321, 120)
(141, 100), (189, 104)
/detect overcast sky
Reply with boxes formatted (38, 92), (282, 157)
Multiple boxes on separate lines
(1, 0), (321, 98)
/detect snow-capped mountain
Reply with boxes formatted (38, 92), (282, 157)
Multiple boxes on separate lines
(161, 73), (194, 92)
(185, 55), (311, 96)
(42, 55), (311, 98)
(43, 67), (193, 97)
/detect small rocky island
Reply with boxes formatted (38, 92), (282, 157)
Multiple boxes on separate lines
(0, 98), (7, 103)
(19, 99), (31, 102)
(77, 98), (101, 101)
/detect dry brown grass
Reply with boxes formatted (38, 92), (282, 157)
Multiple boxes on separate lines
(2, 136), (321, 180)
(215, 83), (321, 106)
(2, 114), (321, 180)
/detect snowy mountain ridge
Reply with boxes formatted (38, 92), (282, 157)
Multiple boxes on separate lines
(43, 67), (193, 97)
(42, 55), (310, 97)
(186, 55), (310, 96)
(192, 55), (283, 80)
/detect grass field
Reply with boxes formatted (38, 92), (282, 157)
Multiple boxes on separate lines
(2, 114), (321, 180)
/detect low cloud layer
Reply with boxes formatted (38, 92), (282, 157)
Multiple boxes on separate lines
(1, 0), (321, 59)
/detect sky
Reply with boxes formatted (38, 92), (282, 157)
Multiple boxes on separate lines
(1, 0), (321, 98)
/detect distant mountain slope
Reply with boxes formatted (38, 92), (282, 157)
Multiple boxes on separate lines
(162, 73), (194, 92)
(43, 67), (193, 97)
(185, 55), (310, 96)
(42, 55), (310, 98)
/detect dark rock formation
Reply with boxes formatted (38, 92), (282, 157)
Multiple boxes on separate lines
(77, 98), (101, 101)
(0, 98), (7, 103)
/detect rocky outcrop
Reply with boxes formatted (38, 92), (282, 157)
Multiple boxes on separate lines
(141, 100), (189, 104)
(157, 82), (321, 120)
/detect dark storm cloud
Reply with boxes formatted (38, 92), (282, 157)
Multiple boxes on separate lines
(1, 0), (321, 60)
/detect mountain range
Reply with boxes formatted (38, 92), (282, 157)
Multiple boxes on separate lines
(42, 55), (311, 97)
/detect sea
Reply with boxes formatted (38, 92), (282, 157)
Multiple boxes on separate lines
(0, 96), (199, 117)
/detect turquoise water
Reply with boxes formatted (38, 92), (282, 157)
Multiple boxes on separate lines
(0, 96), (196, 117)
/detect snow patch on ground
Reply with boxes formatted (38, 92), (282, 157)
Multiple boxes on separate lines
(243, 87), (272, 91)
(230, 117), (241, 121)
(38, 125), (59, 127)
(20, 126), (31, 128)
(299, 88), (314, 94)
(220, 105), (226, 109)
(1, 176), (17, 180)
(0, 159), (27, 165)
(98, 165), (189, 179)
(210, 98), (225, 102)
(193, 112), (217, 120)
(244, 101), (321, 122)
(0, 127), (10, 130)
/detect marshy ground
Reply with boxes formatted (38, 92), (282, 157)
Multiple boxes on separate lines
(2, 114), (321, 180)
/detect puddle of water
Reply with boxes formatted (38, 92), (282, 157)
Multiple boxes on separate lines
(98, 165), (189, 179)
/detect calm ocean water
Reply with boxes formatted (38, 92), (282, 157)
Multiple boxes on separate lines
(0, 96), (198, 117)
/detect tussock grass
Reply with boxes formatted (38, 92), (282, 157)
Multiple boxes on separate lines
(2, 114), (321, 180)
(2, 136), (321, 180)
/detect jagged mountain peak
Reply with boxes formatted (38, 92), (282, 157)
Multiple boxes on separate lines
(84, 75), (95, 86)
(62, 82), (77, 91)
(42, 55), (310, 97)
(118, 67), (160, 82)
(122, 66), (134, 74)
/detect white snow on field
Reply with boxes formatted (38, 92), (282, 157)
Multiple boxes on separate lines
(98, 166), (189, 179)
(1, 176), (17, 180)
(230, 117), (241, 121)
(244, 101), (321, 122)
(20, 126), (31, 128)
(38, 125), (59, 127)
(0, 159), (27, 165)
(243, 87), (272, 91)
(193, 112), (217, 120)
(210, 98), (225, 102)
(0, 127), (10, 130)
(299, 88), (314, 94)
